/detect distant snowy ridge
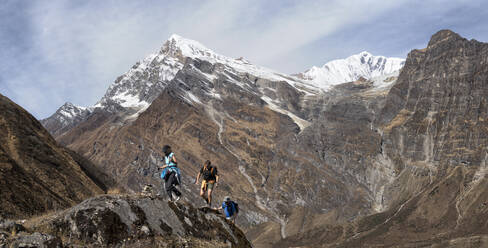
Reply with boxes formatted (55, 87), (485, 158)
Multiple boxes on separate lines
(40, 102), (92, 136)
(299, 51), (405, 90)
(54, 102), (90, 125)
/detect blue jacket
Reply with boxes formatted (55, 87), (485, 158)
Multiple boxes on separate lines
(222, 201), (237, 217)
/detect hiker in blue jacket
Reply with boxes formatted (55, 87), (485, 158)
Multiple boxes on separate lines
(218, 196), (239, 224)
(160, 145), (181, 201)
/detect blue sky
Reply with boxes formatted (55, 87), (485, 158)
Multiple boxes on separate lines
(1, 0), (487, 119)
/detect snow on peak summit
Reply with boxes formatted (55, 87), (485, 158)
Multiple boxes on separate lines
(162, 34), (252, 67)
(57, 102), (87, 118)
(160, 34), (318, 92)
(95, 34), (231, 111)
(41, 101), (91, 136)
(299, 51), (405, 90)
(163, 34), (217, 59)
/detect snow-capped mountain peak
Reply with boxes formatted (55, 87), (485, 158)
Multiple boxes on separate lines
(57, 102), (88, 119)
(299, 51), (405, 90)
(94, 34), (238, 112)
(41, 101), (92, 136)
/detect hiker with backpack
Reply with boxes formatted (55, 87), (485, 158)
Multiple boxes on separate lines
(160, 145), (181, 202)
(218, 196), (239, 224)
(194, 160), (219, 207)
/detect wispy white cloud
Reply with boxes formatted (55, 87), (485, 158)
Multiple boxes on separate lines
(1, 0), (487, 118)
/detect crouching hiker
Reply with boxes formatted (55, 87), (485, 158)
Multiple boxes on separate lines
(160, 145), (181, 202)
(194, 160), (219, 207)
(218, 196), (239, 224)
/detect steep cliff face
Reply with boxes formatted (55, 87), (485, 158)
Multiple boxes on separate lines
(0, 94), (105, 219)
(381, 29), (488, 166)
(270, 30), (488, 247)
(373, 30), (488, 209)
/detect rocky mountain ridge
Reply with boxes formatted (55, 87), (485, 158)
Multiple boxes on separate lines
(41, 35), (402, 137)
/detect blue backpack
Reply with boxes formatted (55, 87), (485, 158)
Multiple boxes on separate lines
(160, 153), (181, 184)
(222, 201), (239, 217)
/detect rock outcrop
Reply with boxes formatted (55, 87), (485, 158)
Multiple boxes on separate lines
(1, 194), (251, 248)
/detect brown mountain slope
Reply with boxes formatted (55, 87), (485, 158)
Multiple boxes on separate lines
(0, 94), (105, 219)
(55, 69), (304, 223)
